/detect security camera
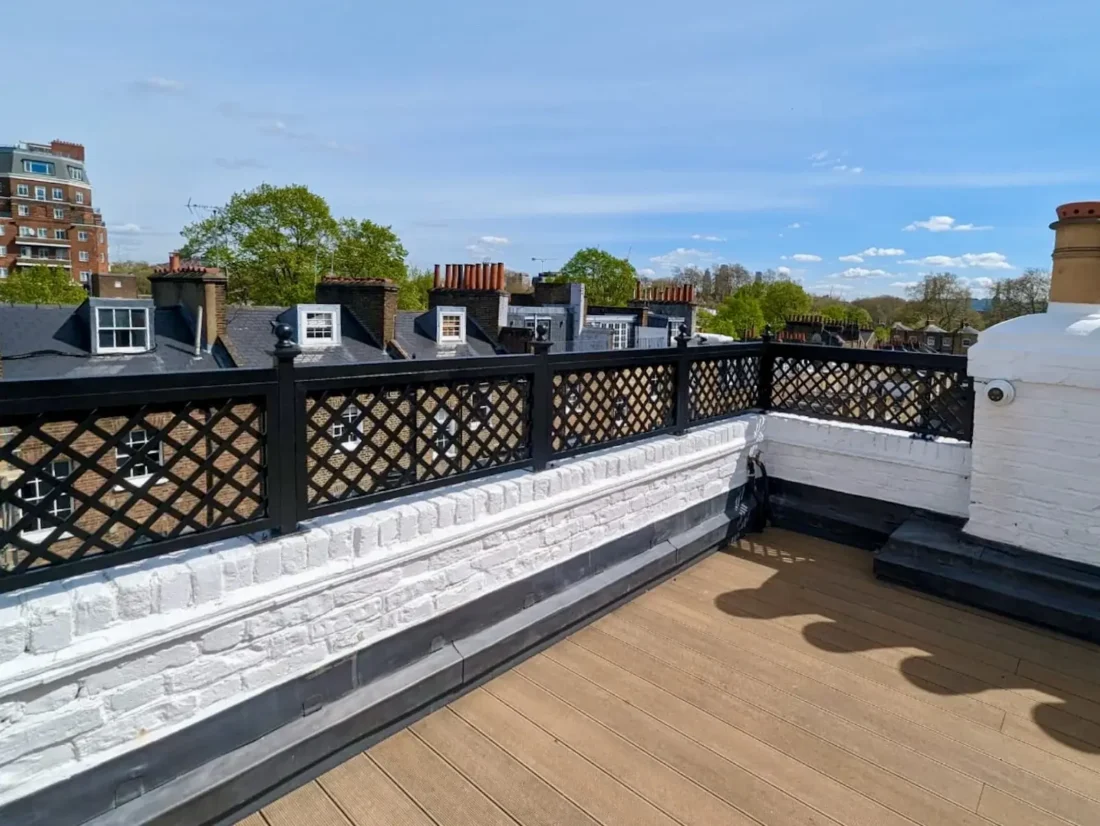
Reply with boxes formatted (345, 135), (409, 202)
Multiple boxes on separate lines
(986, 379), (1015, 406)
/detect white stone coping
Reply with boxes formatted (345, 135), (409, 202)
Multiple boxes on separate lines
(0, 416), (765, 697)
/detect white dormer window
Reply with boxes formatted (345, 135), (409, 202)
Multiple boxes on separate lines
(435, 306), (466, 345)
(97, 307), (149, 353)
(296, 305), (341, 347)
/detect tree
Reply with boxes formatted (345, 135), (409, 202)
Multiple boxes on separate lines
(333, 219), (407, 283)
(110, 260), (156, 295)
(759, 280), (811, 328)
(852, 295), (909, 326)
(988, 268), (1050, 323)
(705, 292), (765, 339)
(398, 267), (434, 311)
(905, 273), (972, 329)
(845, 306), (874, 328)
(0, 265), (88, 305)
(820, 304), (849, 322)
(555, 248), (637, 306)
(179, 184), (338, 306)
(712, 263), (752, 302)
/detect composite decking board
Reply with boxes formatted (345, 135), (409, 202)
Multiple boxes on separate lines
(560, 629), (990, 825)
(249, 529), (1100, 826)
(368, 731), (519, 826)
(409, 708), (602, 826)
(258, 782), (352, 826)
(449, 690), (679, 826)
(316, 754), (437, 826)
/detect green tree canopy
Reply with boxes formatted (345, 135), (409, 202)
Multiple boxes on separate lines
(759, 280), (811, 328)
(820, 304), (849, 322)
(398, 267), (435, 311)
(706, 292), (765, 339)
(0, 265), (88, 305)
(180, 184), (339, 306)
(110, 261), (156, 296)
(333, 219), (408, 283)
(556, 248), (637, 306)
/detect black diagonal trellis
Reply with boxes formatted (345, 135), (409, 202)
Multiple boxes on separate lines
(0, 338), (973, 592)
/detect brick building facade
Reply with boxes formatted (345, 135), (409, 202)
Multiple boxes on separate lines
(0, 140), (109, 285)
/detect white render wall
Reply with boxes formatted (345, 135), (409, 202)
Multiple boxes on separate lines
(964, 304), (1100, 564)
(763, 413), (972, 518)
(0, 416), (763, 805)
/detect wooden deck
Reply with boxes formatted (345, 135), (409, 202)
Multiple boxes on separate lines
(243, 528), (1100, 826)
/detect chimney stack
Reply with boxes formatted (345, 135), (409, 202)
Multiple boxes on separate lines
(150, 252), (226, 350)
(316, 277), (399, 348)
(91, 273), (138, 299)
(428, 262), (510, 341)
(1050, 202), (1100, 306)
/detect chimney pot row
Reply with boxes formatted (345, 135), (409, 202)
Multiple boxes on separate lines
(632, 282), (696, 304)
(435, 262), (505, 291)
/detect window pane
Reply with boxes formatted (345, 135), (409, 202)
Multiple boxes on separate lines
(97, 308), (113, 326)
(131, 309), (147, 327)
(116, 331), (131, 348)
(132, 330), (147, 348)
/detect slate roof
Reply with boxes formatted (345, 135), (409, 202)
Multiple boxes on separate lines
(0, 304), (228, 380)
(223, 306), (389, 368)
(392, 311), (498, 359)
(958, 324), (980, 335)
(921, 323), (947, 333)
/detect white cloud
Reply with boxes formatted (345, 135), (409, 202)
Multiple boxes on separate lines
(478, 236), (510, 245)
(890, 281), (919, 289)
(833, 165), (849, 172)
(902, 252), (1013, 270)
(465, 235), (511, 257)
(862, 247), (905, 257)
(816, 283), (856, 293)
(971, 276), (995, 289)
(791, 253), (822, 262)
(133, 76), (185, 94)
(110, 223), (143, 234)
(808, 150), (829, 163)
(691, 234), (726, 242)
(830, 267), (893, 279)
(638, 267), (657, 278)
(787, 223), (801, 229)
(649, 247), (717, 271)
(903, 215), (993, 232)
(777, 266), (792, 276)
(851, 167), (864, 174)
(838, 254), (864, 263)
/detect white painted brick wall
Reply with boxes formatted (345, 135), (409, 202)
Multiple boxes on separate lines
(966, 380), (1100, 564)
(763, 413), (972, 518)
(0, 416), (763, 805)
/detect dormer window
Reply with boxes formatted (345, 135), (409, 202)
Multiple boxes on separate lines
(97, 307), (149, 353)
(435, 306), (466, 345)
(296, 305), (341, 347)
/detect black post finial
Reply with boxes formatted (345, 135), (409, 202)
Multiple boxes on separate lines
(676, 322), (691, 348)
(535, 322), (550, 343)
(761, 324), (774, 343)
(271, 321), (301, 361)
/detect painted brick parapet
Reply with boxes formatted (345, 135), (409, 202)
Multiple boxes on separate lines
(763, 413), (972, 518)
(0, 415), (764, 803)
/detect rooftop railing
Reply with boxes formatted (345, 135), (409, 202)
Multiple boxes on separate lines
(0, 327), (973, 592)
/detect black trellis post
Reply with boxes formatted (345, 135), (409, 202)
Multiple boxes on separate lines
(674, 323), (693, 434)
(758, 324), (775, 411)
(269, 322), (302, 536)
(529, 323), (554, 472)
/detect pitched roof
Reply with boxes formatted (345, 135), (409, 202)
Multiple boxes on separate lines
(958, 324), (980, 335)
(0, 304), (228, 380)
(223, 306), (388, 368)
(392, 311), (498, 359)
(891, 321), (911, 330)
(921, 323), (947, 333)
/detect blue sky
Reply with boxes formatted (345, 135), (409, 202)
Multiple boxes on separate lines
(19, 1), (1100, 298)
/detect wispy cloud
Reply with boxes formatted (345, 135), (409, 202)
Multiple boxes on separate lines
(890, 281), (919, 289)
(110, 223), (144, 235)
(691, 234), (726, 242)
(217, 103), (361, 155)
(131, 77), (185, 95)
(787, 223), (801, 229)
(830, 267), (894, 279)
(777, 266), (792, 276)
(808, 150), (863, 174)
(638, 267), (657, 278)
(903, 215), (993, 232)
(465, 235), (511, 257)
(649, 247), (717, 272)
(902, 252), (1013, 270)
(862, 247), (905, 257)
(807, 150), (830, 167)
(790, 253), (822, 262)
(839, 254), (864, 263)
(214, 157), (267, 171)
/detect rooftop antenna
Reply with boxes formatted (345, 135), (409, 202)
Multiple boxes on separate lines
(184, 198), (230, 285)
(531, 257), (556, 266)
